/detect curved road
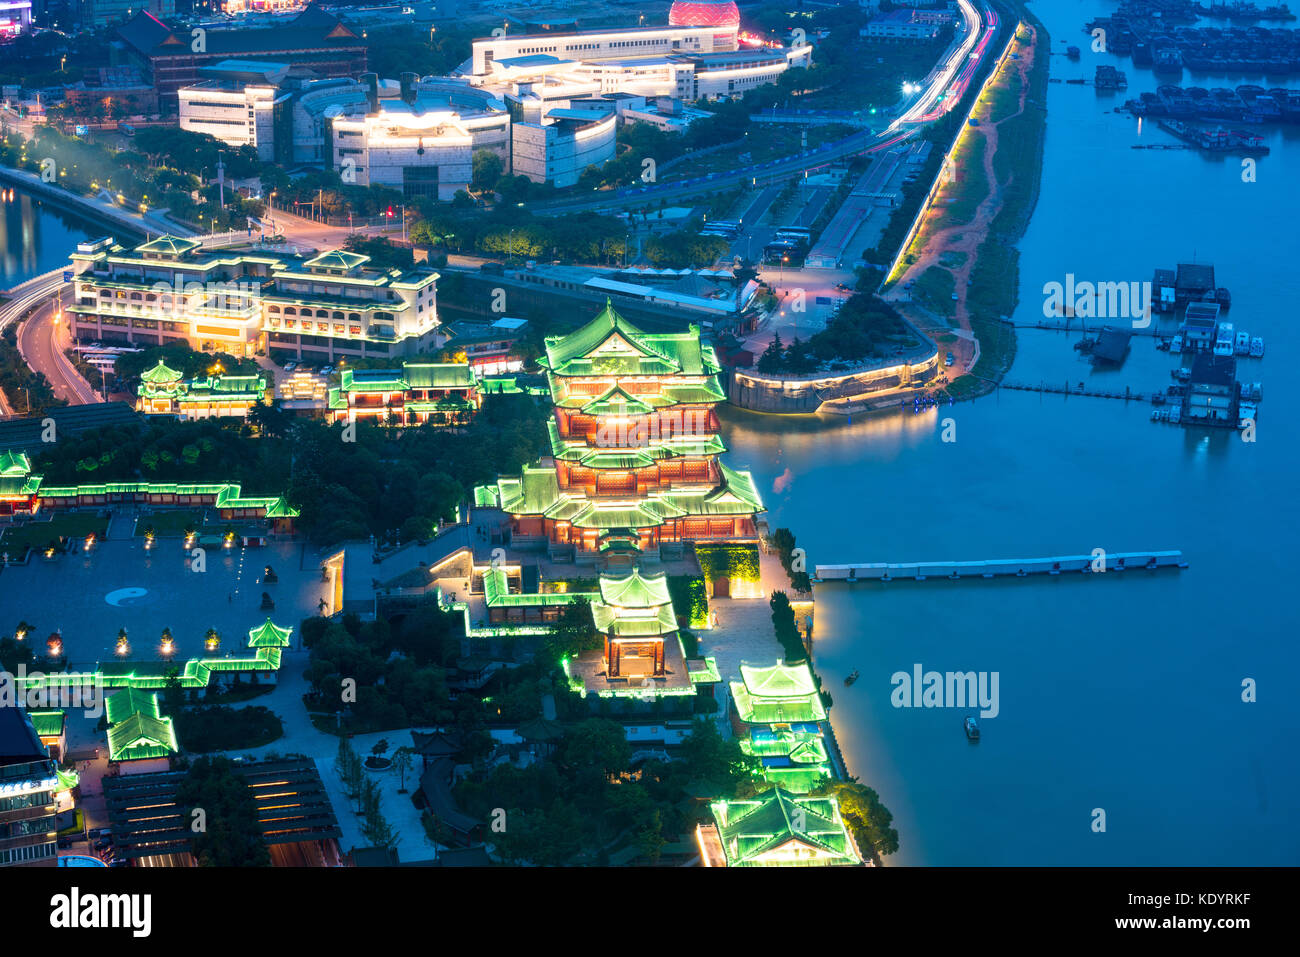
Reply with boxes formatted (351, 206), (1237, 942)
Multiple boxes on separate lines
(531, 0), (996, 216)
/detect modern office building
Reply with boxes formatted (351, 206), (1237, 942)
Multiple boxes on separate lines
(178, 61), (292, 162)
(68, 236), (441, 363)
(0, 708), (59, 868)
(864, 8), (948, 41)
(474, 40), (810, 105)
(0, 0), (32, 41)
(468, 24), (739, 77)
(510, 107), (617, 187)
(328, 78), (512, 199)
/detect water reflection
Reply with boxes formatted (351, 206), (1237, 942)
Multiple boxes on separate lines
(0, 188), (98, 287)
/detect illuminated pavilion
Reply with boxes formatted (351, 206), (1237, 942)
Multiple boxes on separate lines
(697, 788), (863, 867)
(730, 661), (832, 793)
(475, 302), (763, 568)
(136, 359), (268, 419)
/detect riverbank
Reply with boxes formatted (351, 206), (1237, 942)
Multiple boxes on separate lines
(0, 166), (187, 244)
(883, 7), (1049, 404)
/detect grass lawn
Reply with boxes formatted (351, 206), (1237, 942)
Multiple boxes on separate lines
(133, 510), (205, 538)
(661, 124), (855, 183)
(914, 265), (957, 317)
(937, 133), (988, 228)
(804, 38), (955, 112)
(1, 513), (110, 554)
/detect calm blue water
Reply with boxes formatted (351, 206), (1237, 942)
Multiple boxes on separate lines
(0, 188), (98, 287)
(722, 0), (1300, 864)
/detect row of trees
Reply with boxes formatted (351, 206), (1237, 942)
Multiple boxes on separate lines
(31, 385), (549, 546)
(0, 126), (264, 232)
(455, 717), (753, 865)
(756, 295), (912, 374)
(0, 326), (64, 416)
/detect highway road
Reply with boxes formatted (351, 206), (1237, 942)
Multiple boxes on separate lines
(19, 295), (100, 405)
(529, 0), (997, 217)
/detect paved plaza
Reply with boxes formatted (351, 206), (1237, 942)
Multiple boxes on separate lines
(0, 531), (332, 668)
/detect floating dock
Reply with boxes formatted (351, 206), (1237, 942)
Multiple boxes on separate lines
(815, 551), (1186, 582)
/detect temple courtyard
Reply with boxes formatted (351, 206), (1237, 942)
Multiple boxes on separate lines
(0, 530), (330, 668)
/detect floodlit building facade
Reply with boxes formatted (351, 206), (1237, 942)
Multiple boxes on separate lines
(475, 302), (763, 565)
(328, 362), (480, 425)
(69, 237), (441, 363)
(178, 61), (290, 162)
(0, 708), (58, 867)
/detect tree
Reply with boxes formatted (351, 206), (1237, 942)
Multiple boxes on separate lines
(360, 777), (400, 849)
(757, 332), (785, 374)
(820, 780), (900, 861)
(559, 718), (631, 779)
(392, 746), (415, 793)
(471, 149), (503, 192)
(540, 598), (602, 664)
(176, 756), (270, 867)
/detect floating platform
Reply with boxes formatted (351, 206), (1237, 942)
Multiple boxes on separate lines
(814, 551), (1186, 582)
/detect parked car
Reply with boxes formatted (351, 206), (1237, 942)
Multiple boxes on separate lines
(93, 837), (112, 851)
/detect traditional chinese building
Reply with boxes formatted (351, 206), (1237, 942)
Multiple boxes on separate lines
(475, 302), (763, 566)
(0, 448), (298, 527)
(105, 688), (179, 772)
(328, 362), (479, 425)
(136, 359), (268, 419)
(589, 568), (684, 685)
(730, 660), (831, 792)
(697, 788), (862, 867)
(0, 451), (41, 515)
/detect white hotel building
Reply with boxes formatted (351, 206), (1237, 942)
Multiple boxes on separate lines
(468, 24), (811, 103)
(177, 61), (290, 162)
(68, 236), (441, 363)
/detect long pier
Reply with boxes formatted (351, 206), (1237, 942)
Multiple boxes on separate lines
(1000, 381), (1152, 401)
(815, 550), (1186, 582)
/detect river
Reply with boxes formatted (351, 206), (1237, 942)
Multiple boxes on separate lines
(721, 0), (1300, 864)
(0, 186), (100, 289)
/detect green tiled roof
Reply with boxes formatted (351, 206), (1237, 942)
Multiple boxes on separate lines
(592, 568), (677, 637)
(107, 711), (179, 762)
(304, 249), (369, 271)
(404, 363), (476, 389)
(730, 661), (827, 724)
(597, 568), (672, 608)
(0, 451), (33, 475)
(709, 789), (861, 867)
(137, 235), (202, 257)
(28, 710), (65, 738)
(580, 384), (657, 417)
(247, 619), (292, 648)
(105, 687), (160, 725)
(687, 657), (722, 683)
(540, 300), (719, 378)
(140, 360), (183, 384)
